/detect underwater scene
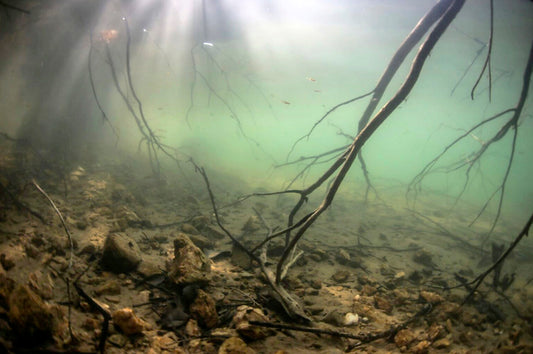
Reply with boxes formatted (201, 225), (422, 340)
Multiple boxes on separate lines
(0, 0), (532, 352)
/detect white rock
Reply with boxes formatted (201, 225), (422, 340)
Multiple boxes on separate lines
(344, 312), (359, 326)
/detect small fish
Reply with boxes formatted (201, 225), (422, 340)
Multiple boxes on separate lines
(281, 100), (291, 105)
(306, 77), (316, 82)
(314, 89), (321, 93)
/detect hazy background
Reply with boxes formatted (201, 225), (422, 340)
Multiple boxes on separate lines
(0, 0), (531, 225)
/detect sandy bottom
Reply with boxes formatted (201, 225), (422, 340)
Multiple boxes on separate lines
(0, 152), (532, 353)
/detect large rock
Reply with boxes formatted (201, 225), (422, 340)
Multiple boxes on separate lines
(168, 233), (211, 285)
(112, 308), (150, 335)
(101, 233), (142, 273)
(8, 284), (56, 342)
(189, 289), (218, 329)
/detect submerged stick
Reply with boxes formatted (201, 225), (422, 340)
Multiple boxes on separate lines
(463, 211), (533, 304)
(32, 179), (74, 268)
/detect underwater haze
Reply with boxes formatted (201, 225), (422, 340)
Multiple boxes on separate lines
(1, 0), (533, 352)
(1, 0), (532, 220)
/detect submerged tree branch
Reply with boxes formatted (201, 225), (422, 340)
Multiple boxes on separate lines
(275, 0), (466, 284)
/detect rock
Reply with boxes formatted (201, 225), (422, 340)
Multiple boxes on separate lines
(392, 288), (410, 305)
(331, 270), (350, 283)
(231, 243), (251, 269)
(411, 340), (430, 353)
(241, 216), (261, 233)
(105, 295), (121, 303)
(219, 337), (257, 354)
(100, 233), (142, 273)
(309, 279), (322, 290)
(322, 310), (345, 326)
(231, 305), (274, 340)
(188, 234), (214, 250)
(344, 312), (359, 326)
(394, 271), (406, 280)
(112, 308), (150, 335)
(419, 291), (444, 304)
(181, 223), (200, 234)
(0, 254), (14, 271)
(189, 289), (218, 329)
(108, 333), (128, 347)
(185, 318), (201, 337)
(203, 225), (226, 240)
(336, 249), (350, 264)
(24, 242), (40, 258)
(394, 328), (416, 348)
(426, 323), (445, 341)
(413, 250), (436, 268)
(433, 337), (451, 348)
(408, 270), (423, 283)
(28, 271), (54, 300)
(8, 284), (56, 342)
(137, 259), (163, 278)
(168, 233), (212, 285)
(150, 332), (185, 353)
(94, 280), (121, 296)
(361, 284), (377, 296)
(0, 271), (15, 308)
(191, 215), (210, 231)
(187, 338), (216, 353)
(374, 295), (393, 314)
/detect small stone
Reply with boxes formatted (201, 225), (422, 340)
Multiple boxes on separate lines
(94, 280), (121, 296)
(231, 305), (274, 340)
(413, 250), (435, 268)
(231, 243), (251, 269)
(394, 271), (405, 279)
(419, 291), (444, 304)
(392, 288), (410, 305)
(322, 310), (345, 326)
(0, 254), (15, 271)
(203, 225), (226, 240)
(189, 289), (218, 329)
(411, 340), (430, 353)
(337, 249), (350, 262)
(24, 243), (40, 258)
(187, 338), (216, 353)
(185, 318), (202, 337)
(361, 284), (377, 296)
(394, 328), (416, 348)
(191, 215), (210, 230)
(137, 260), (163, 278)
(331, 270), (350, 283)
(309, 279), (322, 289)
(344, 312), (359, 326)
(241, 216), (261, 233)
(374, 295), (393, 314)
(181, 223), (200, 234)
(28, 271), (54, 300)
(108, 333), (128, 347)
(100, 233), (142, 273)
(219, 337), (256, 354)
(433, 337), (451, 348)
(426, 323), (444, 341)
(112, 308), (149, 335)
(188, 234), (214, 250)
(105, 295), (121, 303)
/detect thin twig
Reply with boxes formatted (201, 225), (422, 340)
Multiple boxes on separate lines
(463, 212), (533, 304)
(32, 179), (74, 268)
